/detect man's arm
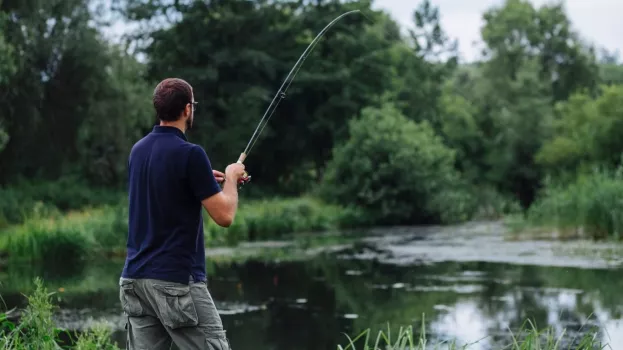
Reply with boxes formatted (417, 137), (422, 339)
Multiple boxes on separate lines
(188, 146), (238, 227)
(201, 174), (238, 227)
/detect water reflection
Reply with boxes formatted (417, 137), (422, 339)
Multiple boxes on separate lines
(1, 246), (622, 349)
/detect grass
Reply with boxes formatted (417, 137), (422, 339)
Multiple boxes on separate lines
(0, 196), (361, 261)
(512, 169), (623, 240)
(0, 178), (123, 229)
(339, 316), (608, 350)
(204, 196), (359, 245)
(0, 205), (127, 262)
(0, 278), (120, 349)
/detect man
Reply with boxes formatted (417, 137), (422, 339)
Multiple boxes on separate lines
(119, 78), (245, 349)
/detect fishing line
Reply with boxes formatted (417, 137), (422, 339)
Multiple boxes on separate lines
(234, 7), (422, 186)
(237, 9), (362, 164)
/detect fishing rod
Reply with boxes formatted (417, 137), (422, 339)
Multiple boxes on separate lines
(234, 9), (362, 187)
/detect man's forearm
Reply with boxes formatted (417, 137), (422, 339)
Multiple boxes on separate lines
(222, 176), (239, 219)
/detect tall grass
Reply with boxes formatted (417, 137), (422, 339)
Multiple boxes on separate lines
(526, 169), (623, 240)
(0, 278), (120, 349)
(0, 196), (360, 260)
(204, 197), (359, 245)
(0, 178), (123, 229)
(0, 205), (127, 261)
(339, 317), (607, 350)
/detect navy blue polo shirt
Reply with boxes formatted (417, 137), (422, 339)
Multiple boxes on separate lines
(121, 125), (222, 284)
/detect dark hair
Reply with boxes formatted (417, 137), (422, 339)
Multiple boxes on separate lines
(153, 78), (193, 122)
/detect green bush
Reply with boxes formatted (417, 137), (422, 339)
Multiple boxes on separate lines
(468, 185), (522, 220)
(0, 188), (60, 229)
(318, 103), (475, 225)
(527, 168), (623, 239)
(0, 178), (123, 228)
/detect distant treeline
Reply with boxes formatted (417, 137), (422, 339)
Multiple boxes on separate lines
(1, 0), (622, 227)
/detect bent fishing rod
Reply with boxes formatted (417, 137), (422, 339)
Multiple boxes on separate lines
(234, 9), (362, 187)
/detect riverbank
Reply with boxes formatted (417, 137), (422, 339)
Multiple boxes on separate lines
(5, 167), (623, 263)
(0, 196), (361, 262)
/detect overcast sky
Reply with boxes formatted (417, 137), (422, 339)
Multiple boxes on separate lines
(103, 0), (621, 63)
(372, 0), (621, 62)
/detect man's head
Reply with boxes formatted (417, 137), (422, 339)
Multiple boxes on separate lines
(153, 78), (197, 131)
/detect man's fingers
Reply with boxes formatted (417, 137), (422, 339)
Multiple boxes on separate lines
(213, 170), (225, 183)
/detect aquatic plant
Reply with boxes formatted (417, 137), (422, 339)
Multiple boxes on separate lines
(339, 316), (607, 349)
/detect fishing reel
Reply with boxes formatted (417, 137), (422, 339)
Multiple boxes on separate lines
(238, 171), (251, 187)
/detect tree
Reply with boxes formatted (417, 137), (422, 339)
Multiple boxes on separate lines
(0, 0), (153, 186)
(390, 0), (459, 130)
(138, 0), (403, 194)
(480, 0), (598, 102)
(536, 85), (623, 177)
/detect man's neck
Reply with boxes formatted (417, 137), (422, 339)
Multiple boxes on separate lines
(159, 121), (186, 133)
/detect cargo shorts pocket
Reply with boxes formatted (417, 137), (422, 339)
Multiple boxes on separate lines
(152, 283), (198, 329)
(119, 279), (144, 317)
(205, 330), (231, 350)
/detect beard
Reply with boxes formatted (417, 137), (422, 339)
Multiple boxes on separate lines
(186, 114), (194, 130)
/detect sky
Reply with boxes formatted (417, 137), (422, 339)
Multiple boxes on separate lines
(372, 0), (622, 62)
(103, 0), (622, 64)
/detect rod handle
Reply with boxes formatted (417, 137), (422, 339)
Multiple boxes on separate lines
(236, 152), (250, 187)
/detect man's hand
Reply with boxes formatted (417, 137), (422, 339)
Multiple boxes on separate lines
(213, 169), (225, 183)
(225, 163), (246, 182)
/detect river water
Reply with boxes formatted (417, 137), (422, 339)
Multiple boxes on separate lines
(1, 221), (622, 349)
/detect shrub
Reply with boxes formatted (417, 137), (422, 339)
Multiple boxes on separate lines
(318, 103), (475, 225)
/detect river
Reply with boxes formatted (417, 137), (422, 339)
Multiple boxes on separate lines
(1, 221), (622, 349)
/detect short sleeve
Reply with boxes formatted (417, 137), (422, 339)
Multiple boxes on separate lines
(187, 145), (222, 202)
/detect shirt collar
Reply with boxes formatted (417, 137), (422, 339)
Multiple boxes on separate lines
(152, 125), (187, 141)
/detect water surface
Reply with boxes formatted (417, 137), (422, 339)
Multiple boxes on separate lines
(1, 222), (622, 349)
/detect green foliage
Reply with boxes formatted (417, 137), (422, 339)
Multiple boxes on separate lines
(536, 84), (623, 175)
(0, 278), (120, 349)
(0, 0), (153, 186)
(0, 179), (123, 229)
(0, 197), (353, 259)
(319, 104), (474, 225)
(480, 0), (598, 102)
(1, 0), (621, 235)
(0, 204), (129, 262)
(527, 169), (623, 240)
(205, 197), (352, 245)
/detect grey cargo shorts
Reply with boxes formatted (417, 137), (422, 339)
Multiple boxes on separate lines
(119, 277), (231, 350)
